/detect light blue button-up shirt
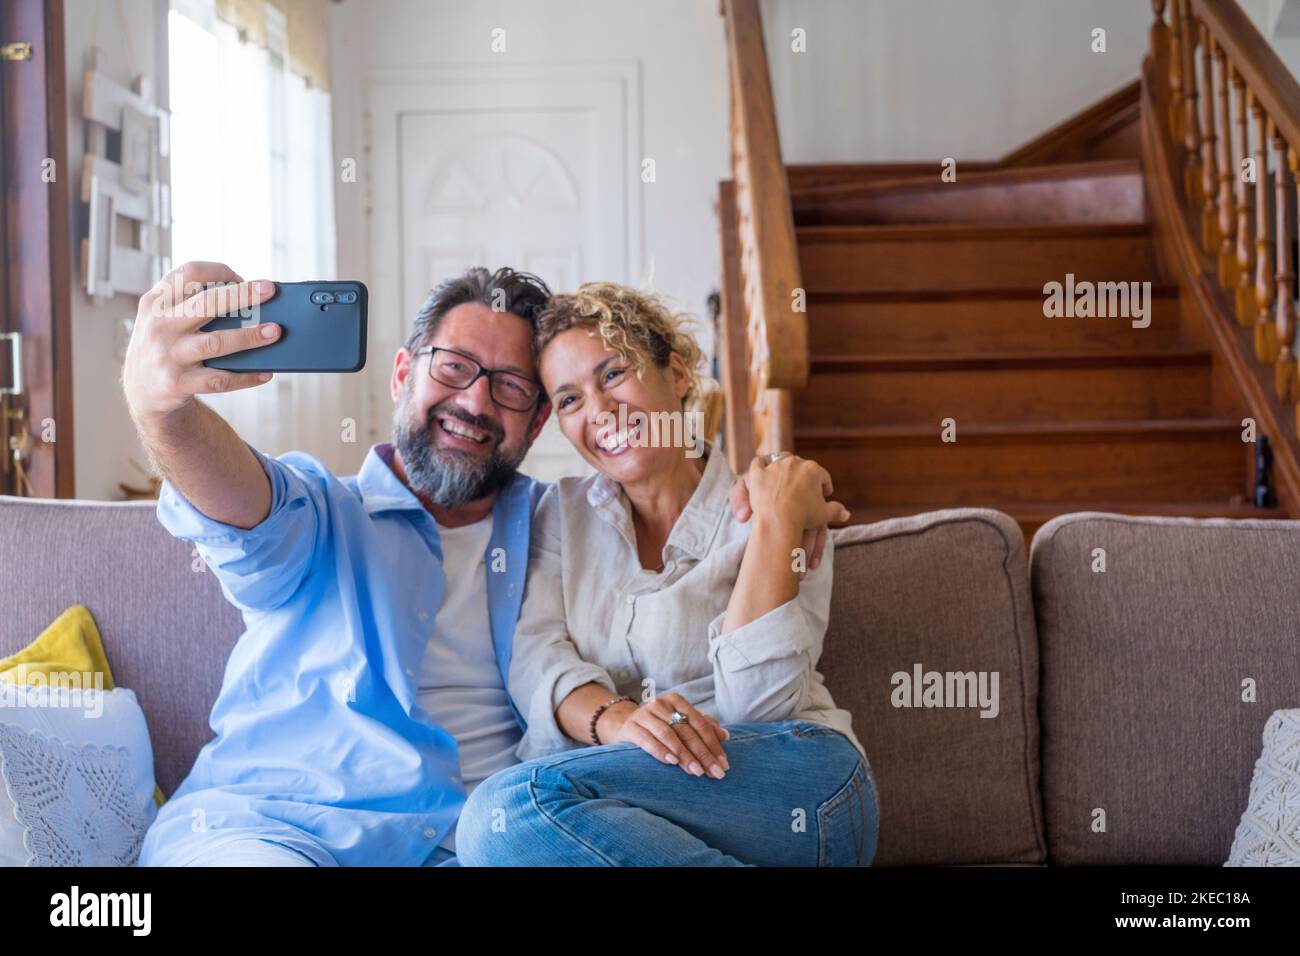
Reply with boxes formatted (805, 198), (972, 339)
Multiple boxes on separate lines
(138, 442), (542, 867)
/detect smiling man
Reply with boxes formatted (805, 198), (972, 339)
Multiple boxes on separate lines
(125, 260), (822, 868)
(127, 261), (556, 867)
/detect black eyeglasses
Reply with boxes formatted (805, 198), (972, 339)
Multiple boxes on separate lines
(413, 347), (542, 412)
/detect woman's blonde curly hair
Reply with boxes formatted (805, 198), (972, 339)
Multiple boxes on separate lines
(535, 283), (720, 432)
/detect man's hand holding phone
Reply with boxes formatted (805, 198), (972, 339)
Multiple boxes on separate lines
(121, 261), (284, 530)
(123, 261), (280, 424)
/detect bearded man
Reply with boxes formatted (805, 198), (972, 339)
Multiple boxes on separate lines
(127, 261), (553, 867)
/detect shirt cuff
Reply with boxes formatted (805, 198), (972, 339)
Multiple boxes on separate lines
(706, 598), (817, 672)
(518, 664), (618, 758)
(155, 443), (300, 544)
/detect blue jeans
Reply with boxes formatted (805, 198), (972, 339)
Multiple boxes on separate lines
(455, 720), (879, 866)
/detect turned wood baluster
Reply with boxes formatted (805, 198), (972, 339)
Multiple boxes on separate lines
(1169, 0), (1184, 139)
(1291, 150), (1300, 409)
(1182, 13), (1202, 202)
(1216, 43), (1237, 287)
(1200, 25), (1220, 254)
(1278, 138), (1298, 401)
(1235, 78), (1257, 326)
(1255, 110), (1278, 362)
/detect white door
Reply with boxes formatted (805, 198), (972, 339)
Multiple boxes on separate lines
(367, 64), (642, 482)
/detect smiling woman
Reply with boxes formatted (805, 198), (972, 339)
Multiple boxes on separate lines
(453, 281), (878, 868)
(536, 283), (710, 474)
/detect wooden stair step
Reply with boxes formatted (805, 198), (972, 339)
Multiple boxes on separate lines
(795, 418), (1249, 506)
(793, 158), (1144, 227)
(807, 286), (1182, 355)
(786, 161), (1002, 193)
(835, 499), (1278, 542)
(999, 79), (1141, 167)
(796, 350), (1213, 426)
(798, 222), (1159, 292)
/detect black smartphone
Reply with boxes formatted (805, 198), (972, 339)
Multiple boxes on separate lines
(200, 280), (367, 373)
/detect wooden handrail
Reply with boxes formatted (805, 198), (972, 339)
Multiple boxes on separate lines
(721, 0), (806, 455)
(1148, 0), (1300, 510)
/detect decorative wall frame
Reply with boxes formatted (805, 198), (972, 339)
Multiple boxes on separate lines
(79, 48), (171, 300)
(118, 103), (155, 194)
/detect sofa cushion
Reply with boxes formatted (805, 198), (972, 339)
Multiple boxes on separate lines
(0, 497), (242, 797)
(1, 604), (166, 808)
(1030, 512), (1300, 865)
(824, 509), (1045, 865)
(1226, 708), (1300, 866)
(0, 684), (159, 866)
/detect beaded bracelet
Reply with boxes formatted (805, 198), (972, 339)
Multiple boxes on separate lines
(590, 695), (634, 744)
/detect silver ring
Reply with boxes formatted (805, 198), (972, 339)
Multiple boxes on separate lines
(668, 711), (688, 726)
(769, 451), (790, 462)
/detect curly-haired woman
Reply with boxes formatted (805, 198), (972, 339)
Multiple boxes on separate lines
(456, 282), (879, 866)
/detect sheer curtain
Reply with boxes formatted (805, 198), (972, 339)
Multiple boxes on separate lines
(168, 0), (347, 469)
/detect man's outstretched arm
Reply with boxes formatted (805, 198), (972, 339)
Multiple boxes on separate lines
(122, 260), (281, 530)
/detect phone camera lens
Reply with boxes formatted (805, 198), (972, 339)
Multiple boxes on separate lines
(337, 291), (357, 304)
(310, 291), (336, 305)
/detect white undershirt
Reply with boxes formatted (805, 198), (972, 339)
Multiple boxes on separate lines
(416, 515), (521, 853)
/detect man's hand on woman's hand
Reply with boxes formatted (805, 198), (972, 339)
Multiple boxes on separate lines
(727, 455), (850, 576)
(598, 692), (731, 779)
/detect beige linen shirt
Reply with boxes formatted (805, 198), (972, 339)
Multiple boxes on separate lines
(509, 445), (865, 762)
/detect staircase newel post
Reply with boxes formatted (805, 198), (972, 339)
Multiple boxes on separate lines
(1255, 111), (1279, 362)
(1151, 0), (1169, 65)
(1235, 77), (1257, 325)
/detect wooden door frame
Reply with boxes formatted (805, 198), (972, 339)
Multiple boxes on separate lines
(1, 0), (73, 498)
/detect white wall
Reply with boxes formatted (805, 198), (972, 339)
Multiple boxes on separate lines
(64, 0), (168, 499)
(761, 0), (1151, 163)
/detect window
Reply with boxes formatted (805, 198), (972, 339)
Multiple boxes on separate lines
(167, 0), (339, 459)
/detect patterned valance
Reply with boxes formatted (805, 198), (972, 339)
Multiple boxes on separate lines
(215, 0), (330, 91)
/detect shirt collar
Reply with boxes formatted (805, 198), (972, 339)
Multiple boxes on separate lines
(357, 442), (532, 521)
(587, 441), (732, 562)
(356, 443), (430, 516)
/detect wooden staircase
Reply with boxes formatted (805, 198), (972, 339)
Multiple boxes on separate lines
(789, 156), (1269, 539)
(717, 0), (1294, 540)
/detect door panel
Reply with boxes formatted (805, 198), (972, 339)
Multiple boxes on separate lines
(0, 0), (74, 497)
(369, 64), (641, 482)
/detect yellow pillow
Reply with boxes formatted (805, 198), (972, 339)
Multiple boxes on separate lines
(0, 605), (166, 807)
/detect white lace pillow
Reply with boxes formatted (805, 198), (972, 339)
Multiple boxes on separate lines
(1226, 708), (1300, 866)
(0, 684), (158, 867)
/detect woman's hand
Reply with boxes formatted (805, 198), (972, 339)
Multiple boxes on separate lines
(728, 454), (849, 578)
(718, 454), (846, 636)
(744, 454), (849, 543)
(599, 692), (731, 779)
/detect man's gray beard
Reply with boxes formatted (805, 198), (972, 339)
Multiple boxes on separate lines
(392, 400), (528, 509)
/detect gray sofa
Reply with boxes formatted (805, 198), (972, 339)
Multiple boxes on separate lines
(2, 496), (1297, 865)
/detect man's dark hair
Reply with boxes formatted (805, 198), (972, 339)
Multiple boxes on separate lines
(404, 266), (552, 353)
